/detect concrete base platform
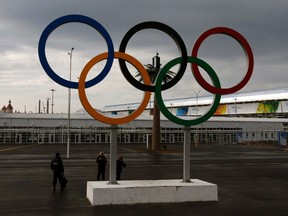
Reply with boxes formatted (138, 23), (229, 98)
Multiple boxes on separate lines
(87, 179), (218, 205)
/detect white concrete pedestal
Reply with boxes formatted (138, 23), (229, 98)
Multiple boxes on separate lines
(87, 179), (218, 205)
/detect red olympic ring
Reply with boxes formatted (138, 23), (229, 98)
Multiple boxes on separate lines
(191, 27), (254, 95)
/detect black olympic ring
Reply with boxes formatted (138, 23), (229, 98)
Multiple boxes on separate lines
(119, 21), (188, 92)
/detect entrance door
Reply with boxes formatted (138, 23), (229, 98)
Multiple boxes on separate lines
(38, 134), (45, 143)
(16, 134), (22, 143)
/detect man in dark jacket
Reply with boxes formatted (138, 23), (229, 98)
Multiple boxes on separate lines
(96, 152), (107, 180)
(50, 152), (65, 191)
(116, 156), (126, 180)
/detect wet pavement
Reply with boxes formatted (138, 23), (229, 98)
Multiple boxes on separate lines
(0, 142), (288, 216)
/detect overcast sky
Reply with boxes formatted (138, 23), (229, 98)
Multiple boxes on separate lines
(0, 0), (287, 113)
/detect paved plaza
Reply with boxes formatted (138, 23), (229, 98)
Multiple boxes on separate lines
(0, 142), (288, 216)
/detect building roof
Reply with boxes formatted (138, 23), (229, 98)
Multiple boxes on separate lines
(101, 88), (288, 112)
(1, 110), (288, 124)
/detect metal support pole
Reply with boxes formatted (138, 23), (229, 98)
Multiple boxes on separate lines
(67, 47), (74, 159)
(194, 91), (200, 147)
(183, 126), (191, 182)
(109, 125), (118, 184)
(46, 98), (50, 113)
(50, 89), (55, 114)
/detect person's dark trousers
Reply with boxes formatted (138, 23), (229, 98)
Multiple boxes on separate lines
(53, 172), (64, 190)
(97, 168), (105, 180)
(116, 172), (121, 180)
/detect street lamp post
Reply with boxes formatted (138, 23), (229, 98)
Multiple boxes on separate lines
(67, 47), (74, 159)
(46, 98), (50, 113)
(170, 103), (173, 113)
(194, 91), (200, 116)
(194, 91), (200, 147)
(50, 89), (55, 114)
(234, 98), (237, 117)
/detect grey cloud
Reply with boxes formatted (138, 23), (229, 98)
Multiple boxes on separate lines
(0, 0), (288, 112)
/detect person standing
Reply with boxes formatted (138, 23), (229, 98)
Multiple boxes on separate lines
(116, 156), (126, 180)
(50, 152), (65, 191)
(96, 152), (107, 180)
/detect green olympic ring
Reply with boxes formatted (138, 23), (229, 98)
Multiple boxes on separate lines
(155, 56), (221, 127)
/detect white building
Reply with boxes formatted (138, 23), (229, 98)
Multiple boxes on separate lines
(101, 88), (288, 118)
(1, 88), (288, 145)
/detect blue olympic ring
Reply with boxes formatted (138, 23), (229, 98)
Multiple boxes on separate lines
(38, 14), (114, 89)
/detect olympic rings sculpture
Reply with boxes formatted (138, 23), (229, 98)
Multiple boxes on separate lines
(38, 14), (254, 127)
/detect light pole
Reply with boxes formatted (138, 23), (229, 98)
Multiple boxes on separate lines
(46, 98), (50, 113)
(50, 89), (55, 114)
(234, 98), (237, 117)
(194, 91), (200, 147)
(67, 47), (74, 159)
(170, 103), (173, 113)
(194, 91), (200, 116)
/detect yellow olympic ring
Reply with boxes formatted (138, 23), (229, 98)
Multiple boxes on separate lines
(78, 52), (151, 125)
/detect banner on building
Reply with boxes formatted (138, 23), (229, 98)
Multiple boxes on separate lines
(278, 131), (287, 146)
